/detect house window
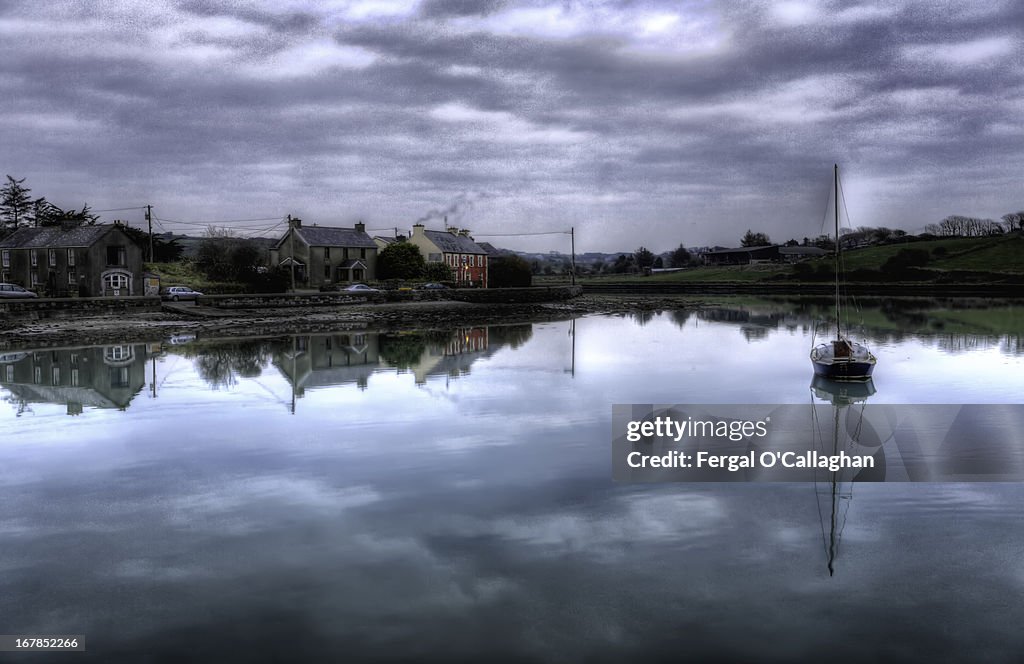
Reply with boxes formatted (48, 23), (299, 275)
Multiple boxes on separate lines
(70, 368), (79, 387)
(30, 251), (38, 267)
(67, 269), (76, 286)
(5, 365), (12, 382)
(428, 253), (441, 262)
(1, 250), (8, 268)
(324, 264), (331, 279)
(343, 248), (349, 260)
(30, 271), (39, 287)
(104, 273), (129, 291)
(324, 247), (330, 260)
(52, 366), (60, 385)
(67, 249), (75, 266)
(34, 366), (42, 384)
(106, 245), (126, 266)
(48, 249), (57, 267)
(1, 270), (8, 282)
(105, 345), (132, 362)
(360, 248), (366, 259)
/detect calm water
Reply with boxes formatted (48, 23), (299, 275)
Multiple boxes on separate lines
(2, 301), (1023, 662)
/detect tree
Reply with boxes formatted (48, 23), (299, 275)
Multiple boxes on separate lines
(740, 230), (771, 247)
(377, 241), (425, 280)
(669, 244), (691, 267)
(1, 175), (34, 233)
(1002, 212), (1024, 232)
(633, 246), (656, 269)
(35, 200), (98, 228)
(489, 255), (532, 288)
(423, 261), (453, 282)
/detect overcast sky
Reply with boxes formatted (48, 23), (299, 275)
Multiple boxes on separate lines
(1, 1), (1021, 252)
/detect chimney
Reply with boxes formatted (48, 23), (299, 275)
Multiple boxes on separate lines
(289, 216), (302, 229)
(354, 221), (365, 233)
(412, 223), (424, 237)
(459, 228), (470, 237)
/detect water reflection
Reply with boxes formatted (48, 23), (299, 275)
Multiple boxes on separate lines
(0, 344), (148, 415)
(1, 311), (1024, 660)
(810, 376), (879, 577)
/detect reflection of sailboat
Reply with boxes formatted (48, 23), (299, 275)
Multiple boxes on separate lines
(810, 164), (876, 381)
(811, 376), (876, 576)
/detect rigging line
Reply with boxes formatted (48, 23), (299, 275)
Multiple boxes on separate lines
(837, 171), (865, 331)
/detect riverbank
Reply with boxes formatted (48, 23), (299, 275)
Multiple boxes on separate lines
(0, 295), (696, 349)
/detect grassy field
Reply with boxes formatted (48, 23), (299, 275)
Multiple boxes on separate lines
(572, 232), (1023, 284)
(144, 262), (246, 293)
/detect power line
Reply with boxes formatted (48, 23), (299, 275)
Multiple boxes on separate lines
(91, 206), (148, 213)
(473, 230), (572, 237)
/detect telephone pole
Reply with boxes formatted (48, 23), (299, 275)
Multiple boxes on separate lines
(145, 205), (154, 262)
(288, 214), (296, 292)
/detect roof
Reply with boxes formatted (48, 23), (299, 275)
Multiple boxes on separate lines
(475, 241), (511, 256)
(422, 230), (486, 255)
(779, 246), (829, 256)
(702, 245), (780, 255)
(286, 225), (377, 249)
(0, 224), (116, 249)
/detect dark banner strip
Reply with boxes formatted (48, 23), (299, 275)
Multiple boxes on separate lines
(612, 404), (1024, 482)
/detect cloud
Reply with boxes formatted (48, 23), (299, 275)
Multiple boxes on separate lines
(0, 0), (1022, 250)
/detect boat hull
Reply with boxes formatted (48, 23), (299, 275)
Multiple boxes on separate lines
(811, 358), (875, 381)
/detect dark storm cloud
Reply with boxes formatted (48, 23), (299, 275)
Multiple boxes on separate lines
(0, 1), (1021, 249)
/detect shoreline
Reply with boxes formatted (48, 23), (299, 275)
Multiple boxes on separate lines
(0, 295), (694, 349)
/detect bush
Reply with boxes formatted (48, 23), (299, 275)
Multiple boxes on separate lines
(489, 255), (533, 288)
(882, 248), (930, 274)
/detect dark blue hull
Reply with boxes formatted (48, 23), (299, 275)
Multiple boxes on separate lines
(811, 359), (875, 381)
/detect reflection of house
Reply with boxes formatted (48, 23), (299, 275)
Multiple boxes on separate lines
(0, 223), (145, 296)
(0, 344), (148, 414)
(272, 332), (381, 393)
(408, 224), (488, 287)
(402, 327), (493, 384)
(269, 219), (378, 288)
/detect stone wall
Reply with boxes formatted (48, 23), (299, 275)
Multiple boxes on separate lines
(0, 296), (162, 319)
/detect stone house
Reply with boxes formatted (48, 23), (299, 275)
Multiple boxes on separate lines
(270, 219), (378, 289)
(0, 223), (145, 297)
(407, 223), (488, 287)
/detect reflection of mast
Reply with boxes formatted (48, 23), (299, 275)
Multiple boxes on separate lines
(811, 376), (875, 577)
(565, 318), (576, 377)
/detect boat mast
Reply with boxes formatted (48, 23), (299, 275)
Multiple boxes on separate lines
(834, 164), (841, 341)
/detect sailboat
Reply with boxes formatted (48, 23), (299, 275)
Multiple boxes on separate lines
(810, 164), (877, 381)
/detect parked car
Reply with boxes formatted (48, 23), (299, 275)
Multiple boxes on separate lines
(343, 284), (380, 293)
(416, 282), (449, 290)
(161, 286), (204, 302)
(0, 283), (38, 299)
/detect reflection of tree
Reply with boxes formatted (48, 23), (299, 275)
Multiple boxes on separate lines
(378, 331), (450, 369)
(487, 324), (533, 349)
(741, 326), (768, 342)
(669, 309), (691, 329)
(629, 310), (657, 327)
(182, 340), (277, 389)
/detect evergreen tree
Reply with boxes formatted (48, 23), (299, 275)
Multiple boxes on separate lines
(1, 175), (34, 232)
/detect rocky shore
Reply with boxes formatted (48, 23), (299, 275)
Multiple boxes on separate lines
(0, 295), (699, 349)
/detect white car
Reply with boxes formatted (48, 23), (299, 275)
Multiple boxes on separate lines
(343, 284), (380, 293)
(0, 283), (38, 299)
(161, 286), (204, 302)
